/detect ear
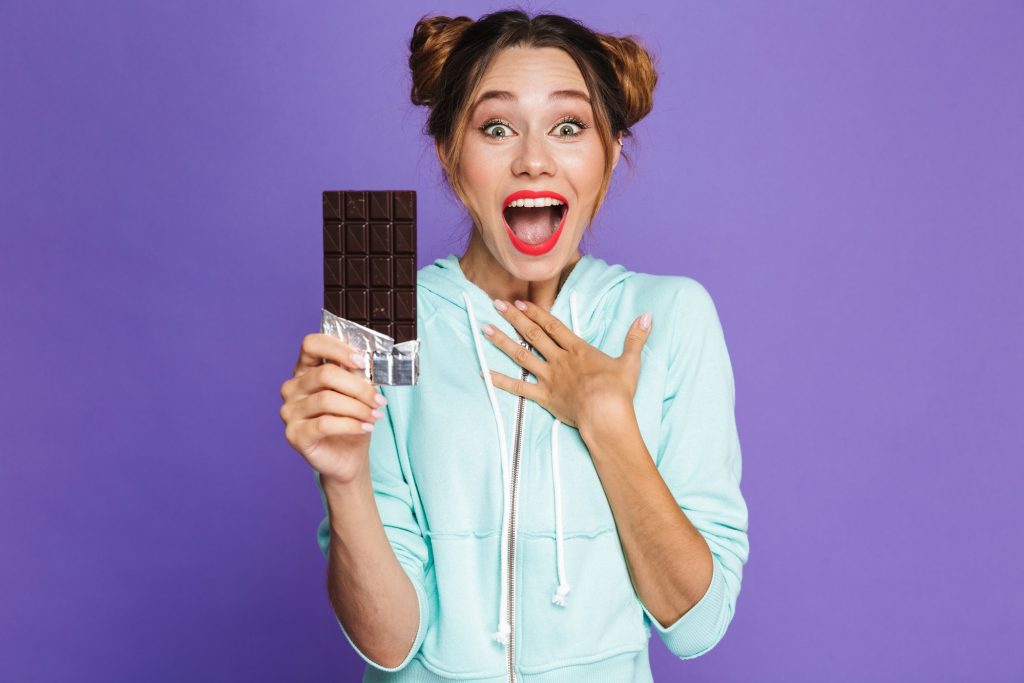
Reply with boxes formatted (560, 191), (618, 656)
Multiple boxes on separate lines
(434, 139), (449, 175)
(611, 134), (623, 171)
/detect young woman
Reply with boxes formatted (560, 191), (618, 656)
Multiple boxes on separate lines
(280, 10), (750, 682)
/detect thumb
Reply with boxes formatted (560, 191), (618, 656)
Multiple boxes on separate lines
(621, 312), (652, 363)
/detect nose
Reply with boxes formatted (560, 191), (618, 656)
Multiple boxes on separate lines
(510, 129), (555, 178)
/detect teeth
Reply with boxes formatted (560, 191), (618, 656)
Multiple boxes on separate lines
(507, 197), (566, 208)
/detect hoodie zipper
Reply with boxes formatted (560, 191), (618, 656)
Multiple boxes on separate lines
(506, 334), (530, 683)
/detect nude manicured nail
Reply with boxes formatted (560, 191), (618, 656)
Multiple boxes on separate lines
(350, 352), (366, 368)
(493, 299), (508, 312)
(371, 408), (385, 419)
(374, 393), (387, 406)
(361, 422), (374, 432)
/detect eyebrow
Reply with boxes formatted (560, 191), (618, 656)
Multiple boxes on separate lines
(471, 89), (591, 113)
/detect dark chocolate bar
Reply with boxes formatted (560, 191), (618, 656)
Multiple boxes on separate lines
(323, 190), (417, 344)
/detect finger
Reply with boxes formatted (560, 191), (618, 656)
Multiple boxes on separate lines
(507, 299), (581, 352)
(493, 299), (565, 359)
(621, 312), (653, 363)
(482, 324), (548, 378)
(287, 415), (375, 454)
(289, 362), (386, 411)
(294, 333), (367, 376)
(281, 387), (384, 427)
(487, 369), (543, 404)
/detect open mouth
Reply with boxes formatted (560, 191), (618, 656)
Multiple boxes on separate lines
(501, 192), (569, 255)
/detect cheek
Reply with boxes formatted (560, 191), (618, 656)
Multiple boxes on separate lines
(459, 143), (502, 200)
(561, 146), (607, 195)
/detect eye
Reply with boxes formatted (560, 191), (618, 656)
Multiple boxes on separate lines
(479, 119), (514, 139)
(552, 116), (589, 138)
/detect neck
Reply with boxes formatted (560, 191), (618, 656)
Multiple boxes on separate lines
(459, 231), (581, 312)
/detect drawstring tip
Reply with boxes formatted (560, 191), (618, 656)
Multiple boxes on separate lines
(551, 583), (572, 607)
(492, 621), (511, 645)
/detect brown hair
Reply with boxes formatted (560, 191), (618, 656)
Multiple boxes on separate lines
(408, 9), (658, 241)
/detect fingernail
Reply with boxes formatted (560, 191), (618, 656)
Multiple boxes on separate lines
(514, 300), (527, 311)
(361, 422), (374, 432)
(374, 393), (387, 406)
(371, 408), (385, 419)
(482, 324), (495, 336)
(350, 352), (366, 368)
(639, 312), (652, 330)
(493, 299), (508, 312)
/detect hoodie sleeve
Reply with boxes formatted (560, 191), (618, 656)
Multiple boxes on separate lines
(313, 392), (431, 673)
(638, 277), (750, 660)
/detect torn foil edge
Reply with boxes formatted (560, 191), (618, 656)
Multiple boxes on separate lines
(320, 309), (419, 386)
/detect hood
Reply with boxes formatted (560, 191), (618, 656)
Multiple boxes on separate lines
(417, 252), (633, 346)
(417, 253), (634, 646)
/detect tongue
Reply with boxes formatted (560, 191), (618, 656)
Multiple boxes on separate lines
(505, 206), (558, 244)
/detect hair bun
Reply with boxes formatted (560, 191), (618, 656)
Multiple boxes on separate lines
(408, 15), (475, 107)
(598, 34), (658, 130)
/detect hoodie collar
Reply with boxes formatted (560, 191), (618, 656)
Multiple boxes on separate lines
(417, 252), (632, 344)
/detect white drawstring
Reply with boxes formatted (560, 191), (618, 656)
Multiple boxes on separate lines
(551, 290), (580, 607)
(462, 291), (514, 645)
(464, 289), (581, 644)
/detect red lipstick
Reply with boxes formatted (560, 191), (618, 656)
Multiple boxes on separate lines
(501, 190), (569, 256)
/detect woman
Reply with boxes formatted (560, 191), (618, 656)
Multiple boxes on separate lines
(280, 10), (750, 682)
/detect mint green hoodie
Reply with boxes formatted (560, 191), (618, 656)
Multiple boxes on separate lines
(314, 252), (750, 682)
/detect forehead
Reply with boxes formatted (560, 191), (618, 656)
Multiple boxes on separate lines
(477, 46), (587, 92)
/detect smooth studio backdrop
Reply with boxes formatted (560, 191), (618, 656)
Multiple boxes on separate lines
(1, 1), (1022, 681)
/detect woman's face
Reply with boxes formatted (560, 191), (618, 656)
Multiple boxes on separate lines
(441, 46), (621, 283)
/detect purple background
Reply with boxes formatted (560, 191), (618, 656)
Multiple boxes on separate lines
(2, 1), (1022, 681)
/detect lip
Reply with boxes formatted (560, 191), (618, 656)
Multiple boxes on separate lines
(501, 190), (569, 256)
(502, 189), (569, 210)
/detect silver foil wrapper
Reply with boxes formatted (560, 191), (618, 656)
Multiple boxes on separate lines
(320, 309), (419, 386)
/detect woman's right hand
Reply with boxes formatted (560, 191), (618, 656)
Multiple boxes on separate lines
(280, 333), (388, 485)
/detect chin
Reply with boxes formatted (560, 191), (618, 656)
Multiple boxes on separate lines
(497, 238), (577, 280)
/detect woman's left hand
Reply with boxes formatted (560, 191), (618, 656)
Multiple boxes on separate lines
(482, 299), (652, 430)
